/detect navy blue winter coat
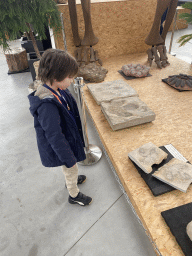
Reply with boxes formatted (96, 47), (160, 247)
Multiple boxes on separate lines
(28, 84), (86, 168)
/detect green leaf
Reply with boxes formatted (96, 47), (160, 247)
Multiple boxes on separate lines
(0, 0), (61, 52)
(179, 13), (192, 24)
(181, 2), (192, 10)
(178, 34), (192, 46)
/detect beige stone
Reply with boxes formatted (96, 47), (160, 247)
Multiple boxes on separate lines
(128, 142), (168, 174)
(186, 221), (192, 241)
(87, 79), (138, 105)
(153, 158), (192, 192)
(101, 97), (156, 131)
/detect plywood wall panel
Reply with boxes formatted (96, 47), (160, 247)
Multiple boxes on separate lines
(56, 0), (158, 59)
(55, 1), (189, 59)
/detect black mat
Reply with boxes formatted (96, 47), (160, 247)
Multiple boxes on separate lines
(83, 79), (90, 84)
(161, 203), (192, 256)
(8, 67), (30, 75)
(131, 146), (190, 196)
(118, 70), (152, 80)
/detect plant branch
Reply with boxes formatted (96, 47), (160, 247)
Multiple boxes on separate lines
(26, 22), (41, 59)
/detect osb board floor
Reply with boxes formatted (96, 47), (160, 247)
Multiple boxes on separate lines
(82, 53), (192, 256)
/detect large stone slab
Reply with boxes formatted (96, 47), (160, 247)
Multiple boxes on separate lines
(101, 97), (156, 131)
(87, 79), (138, 105)
(153, 158), (192, 192)
(128, 142), (168, 174)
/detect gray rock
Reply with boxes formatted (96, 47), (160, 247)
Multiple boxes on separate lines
(101, 96), (156, 131)
(77, 63), (108, 83)
(128, 142), (167, 174)
(87, 79), (138, 105)
(153, 158), (192, 192)
(121, 64), (150, 78)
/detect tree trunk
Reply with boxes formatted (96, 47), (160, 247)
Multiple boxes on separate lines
(26, 22), (41, 59)
(5, 48), (28, 72)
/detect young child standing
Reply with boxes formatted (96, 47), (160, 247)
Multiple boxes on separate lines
(28, 49), (92, 206)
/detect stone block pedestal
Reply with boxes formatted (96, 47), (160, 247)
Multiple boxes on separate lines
(5, 47), (29, 72)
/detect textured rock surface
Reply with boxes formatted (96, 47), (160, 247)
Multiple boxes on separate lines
(153, 158), (192, 192)
(5, 47), (29, 72)
(121, 64), (150, 78)
(128, 142), (167, 174)
(186, 221), (192, 241)
(164, 74), (192, 91)
(87, 79), (138, 105)
(77, 62), (108, 83)
(101, 97), (156, 131)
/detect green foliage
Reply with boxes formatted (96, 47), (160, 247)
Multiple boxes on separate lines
(179, 13), (192, 24)
(0, 0), (61, 50)
(180, 2), (192, 10)
(178, 34), (192, 46)
(178, 2), (192, 46)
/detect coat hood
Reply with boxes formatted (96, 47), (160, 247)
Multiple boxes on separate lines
(28, 83), (55, 117)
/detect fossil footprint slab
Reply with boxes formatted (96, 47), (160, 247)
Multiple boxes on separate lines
(101, 97), (156, 131)
(128, 142), (168, 174)
(87, 79), (138, 105)
(153, 158), (192, 192)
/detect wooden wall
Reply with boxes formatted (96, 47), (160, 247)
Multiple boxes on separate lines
(54, 1), (189, 60)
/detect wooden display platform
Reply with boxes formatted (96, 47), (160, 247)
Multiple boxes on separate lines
(82, 53), (192, 256)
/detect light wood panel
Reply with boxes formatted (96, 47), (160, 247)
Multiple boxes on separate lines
(55, 1), (189, 60)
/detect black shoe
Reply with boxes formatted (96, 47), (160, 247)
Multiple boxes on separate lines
(77, 175), (86, 184)
(68, 192), (92, 206)
(65, 175), (86, 188)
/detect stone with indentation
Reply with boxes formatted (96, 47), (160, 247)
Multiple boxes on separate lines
(128, 142), (167, 174)
(153, 158), (192, 192)
(101, 97), (155, 131)
(87, 79), (138, 105)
